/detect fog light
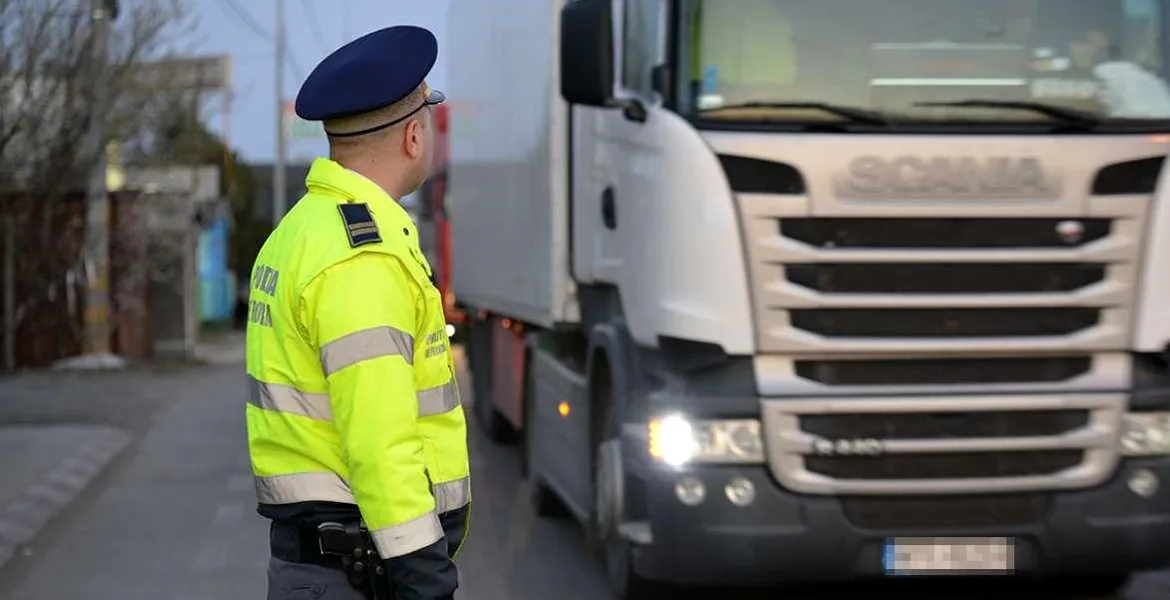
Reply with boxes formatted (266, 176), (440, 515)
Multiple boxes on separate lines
(1128, 468), (1159, 498)
(725, 477), (756, 507)
(675, 476), (705, 506)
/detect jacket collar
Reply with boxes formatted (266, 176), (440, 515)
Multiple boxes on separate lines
(305, 158), (398, 213)
(303, 157), (419, 239)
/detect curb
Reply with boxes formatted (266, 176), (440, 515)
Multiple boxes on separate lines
(0, 427), (131, 569)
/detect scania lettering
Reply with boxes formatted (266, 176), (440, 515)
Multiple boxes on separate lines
(446, 0), (1170, 596)
(838, 155), (1053, 196)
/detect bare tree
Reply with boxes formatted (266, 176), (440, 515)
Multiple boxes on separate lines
(0, 0), (198, 367)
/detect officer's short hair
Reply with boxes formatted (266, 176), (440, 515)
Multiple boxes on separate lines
(325, 83), (429, 142)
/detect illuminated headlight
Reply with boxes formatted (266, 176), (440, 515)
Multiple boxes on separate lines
(1121, 412), (1170, 456)
(647, 414), (764, 466)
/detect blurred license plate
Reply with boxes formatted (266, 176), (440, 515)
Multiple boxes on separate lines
(883, 537), (1015, 575)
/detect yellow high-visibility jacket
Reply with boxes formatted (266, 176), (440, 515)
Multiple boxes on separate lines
(245, 158), (471, 561)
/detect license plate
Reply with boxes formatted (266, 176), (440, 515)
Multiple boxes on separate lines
(883, 537), (1015, 575)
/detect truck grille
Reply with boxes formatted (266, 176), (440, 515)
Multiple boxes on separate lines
(739, 214), (1144, 355)
(802, 410), (1089, 481)
(722, 139), (1161, 496)
(779, 218), (1111, 249)
(800, 410), (1090, 439)
(785, 263), (1106, 294)
(789, 307), (1099, 338)
(794, 356), (1092, 385)
(806, 450), (1083, 479)
(760, 395), (1123, 495)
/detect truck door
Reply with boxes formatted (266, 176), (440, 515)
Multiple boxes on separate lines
(573, 0), (666, 287)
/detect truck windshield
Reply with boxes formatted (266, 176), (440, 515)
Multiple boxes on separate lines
(675, 0), (1170, 128)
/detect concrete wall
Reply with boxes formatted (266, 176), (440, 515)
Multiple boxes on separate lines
(122, 166), (221, 360)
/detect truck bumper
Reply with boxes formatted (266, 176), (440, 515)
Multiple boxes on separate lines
(625, 457), (1170, 585)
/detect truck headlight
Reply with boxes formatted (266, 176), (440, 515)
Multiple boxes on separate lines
(647, 414), (765, 466)
(1121, 412), (1170, 456)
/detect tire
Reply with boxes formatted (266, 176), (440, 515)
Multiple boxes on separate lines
(469, 320), (511, 444)
(593, 368), (657, 600)
(522, 355), (565, 517)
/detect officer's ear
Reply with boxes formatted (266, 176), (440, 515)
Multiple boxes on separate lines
(402, 118), (424, 159)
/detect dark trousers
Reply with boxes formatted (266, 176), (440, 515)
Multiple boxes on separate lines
(267, 505), (468, 600)
(267, 557), (455, 600)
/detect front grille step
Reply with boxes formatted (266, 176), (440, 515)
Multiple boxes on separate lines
(800, 410), (1090, 439)
(785, 263), (1106, 294)
(841, 495), (1050, 530)
(805, 451), (1083, 479)
(789, 307), (1099, 337)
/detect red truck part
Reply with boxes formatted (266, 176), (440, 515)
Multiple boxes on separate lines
(425, 104), (465, 327)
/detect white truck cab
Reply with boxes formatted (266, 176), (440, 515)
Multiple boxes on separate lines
(448, 0), (1170, 596)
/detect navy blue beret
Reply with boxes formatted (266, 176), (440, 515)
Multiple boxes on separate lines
(295, 25), (443, 122)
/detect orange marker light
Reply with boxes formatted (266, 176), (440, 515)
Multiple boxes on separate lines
(558, 401), (571, 417)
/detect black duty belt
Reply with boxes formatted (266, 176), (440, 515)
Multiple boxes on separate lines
(269, 519), (347, 568)
(271, 519), (392, 599)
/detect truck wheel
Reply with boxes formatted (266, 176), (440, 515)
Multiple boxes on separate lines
(469, 321), (510, 444)
(594, 377), (656, 600)
(522, 358), (565, 517)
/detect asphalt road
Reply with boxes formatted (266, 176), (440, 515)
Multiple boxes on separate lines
(0, 355), (1167, 599)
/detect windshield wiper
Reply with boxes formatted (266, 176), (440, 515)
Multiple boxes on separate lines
(911, 99), (1101, 126)
(698, 101), (889, 125)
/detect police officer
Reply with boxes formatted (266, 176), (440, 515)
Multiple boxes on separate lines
(244, 25), (470, 600)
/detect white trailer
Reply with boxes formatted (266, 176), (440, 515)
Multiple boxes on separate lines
(447, 0), (1170, 596)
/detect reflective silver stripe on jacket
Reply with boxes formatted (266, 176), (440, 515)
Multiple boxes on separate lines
(320, 326), (415, 376)
(417, 381), (460, 416)
(370, 510), (445, 559)
(254, 472), (355, 505)
(248, 377), (332, 421)
(255, 472), (468, 512)
(433, 476), (471, 513)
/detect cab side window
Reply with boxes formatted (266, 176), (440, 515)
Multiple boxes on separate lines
(621, 0), (662, 98)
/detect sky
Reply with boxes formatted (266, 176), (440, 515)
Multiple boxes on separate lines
(191, 0), (451, 164)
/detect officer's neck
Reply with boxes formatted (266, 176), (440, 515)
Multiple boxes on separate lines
(332, 156), (412, 201)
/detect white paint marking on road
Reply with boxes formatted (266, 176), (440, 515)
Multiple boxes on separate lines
(213, 502), (247, 525)
(226, 474), (253, 493)
(191, 539), (232, 572)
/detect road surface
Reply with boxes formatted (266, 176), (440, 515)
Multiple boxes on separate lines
(0, 353), (1167, 599)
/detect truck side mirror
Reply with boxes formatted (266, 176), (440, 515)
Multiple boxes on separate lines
(560, 0), (615, 107)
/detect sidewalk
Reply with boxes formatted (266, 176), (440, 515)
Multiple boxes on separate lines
(0, 426), (129, 567)
(0, 331), (246, 573)
(0, 352), (263, 599)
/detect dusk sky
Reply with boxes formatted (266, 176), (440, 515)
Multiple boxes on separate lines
(193, 0), (451, 164)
